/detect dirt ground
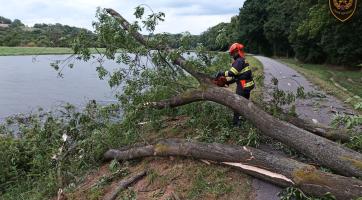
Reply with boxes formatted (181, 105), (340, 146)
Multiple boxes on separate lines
(64, 158), (254, 200)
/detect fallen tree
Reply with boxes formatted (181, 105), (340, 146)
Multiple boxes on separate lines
(104, 8), (362, 178)
(104, 139), (362, 200)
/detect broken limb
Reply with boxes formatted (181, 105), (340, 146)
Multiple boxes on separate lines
(103, 170), (147, 200)
(285, 115), (350, 142)
(104, 139), (362, 200)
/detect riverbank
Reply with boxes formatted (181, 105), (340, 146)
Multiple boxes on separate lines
(0, 47), (114, 56)
(0, 47), (75, 56)
(0, 54), (265, 199)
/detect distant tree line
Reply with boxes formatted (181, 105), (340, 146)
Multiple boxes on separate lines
(199, 0), (362, 67)
(0, 16), (201, 50)
(0, 16), (96, 47)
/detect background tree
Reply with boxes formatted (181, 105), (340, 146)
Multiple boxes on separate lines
(263, 0), (297, 57)
(0, 16), (11, 24)
(0, 17), (96, 47)
(199, 22), (231, 51)
(202, 0), (362, 67)
(236, 0), (271, 55)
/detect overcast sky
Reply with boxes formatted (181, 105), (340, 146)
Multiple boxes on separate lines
(0, 0), (245, 34)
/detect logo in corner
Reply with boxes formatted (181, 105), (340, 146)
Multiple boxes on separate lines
(329, 0), (358, 22)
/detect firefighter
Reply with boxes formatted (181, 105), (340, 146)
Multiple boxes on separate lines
(216, 43), (255, 126)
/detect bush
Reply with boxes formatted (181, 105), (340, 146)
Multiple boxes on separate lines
(0, 102), (138, 199)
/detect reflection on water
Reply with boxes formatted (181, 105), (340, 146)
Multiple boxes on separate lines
(0, 55), (121, 120)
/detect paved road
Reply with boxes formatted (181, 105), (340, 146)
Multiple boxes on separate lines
(250, 56), (354, 200)
(256, 56), (353, 125)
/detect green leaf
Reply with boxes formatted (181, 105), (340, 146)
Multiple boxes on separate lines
(134, 6), (145, 19)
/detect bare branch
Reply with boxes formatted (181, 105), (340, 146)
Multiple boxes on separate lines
(144, 89), (205, 109)
(103, 170), (147, 200)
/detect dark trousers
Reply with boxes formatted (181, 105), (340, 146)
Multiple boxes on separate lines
(233, 85), (250, 125)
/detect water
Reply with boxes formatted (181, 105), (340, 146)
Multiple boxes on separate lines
(0, 55), (121, 120)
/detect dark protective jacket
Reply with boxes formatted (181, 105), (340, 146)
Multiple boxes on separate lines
(223, 57), (255, 91)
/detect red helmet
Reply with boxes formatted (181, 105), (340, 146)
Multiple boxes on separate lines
(229, 43), (245, 58)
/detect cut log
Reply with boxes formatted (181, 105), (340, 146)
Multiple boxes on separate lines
(104, 139), (362, 200)
(105, 9), (362, 178)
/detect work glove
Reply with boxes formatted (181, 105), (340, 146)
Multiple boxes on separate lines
(215, 71), (224, 79)
(226, 78), (236, 85)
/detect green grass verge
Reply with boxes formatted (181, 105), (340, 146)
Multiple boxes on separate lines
(278, 58), (362, 108)
(0, 47), (112, 56)
(0, 47), (75, 56)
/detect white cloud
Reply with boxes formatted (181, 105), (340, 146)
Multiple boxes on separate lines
(0, 0), (245, 34)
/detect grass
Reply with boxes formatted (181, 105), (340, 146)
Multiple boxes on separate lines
(278, 58), (362, 108)
(0, 47), (112, 56)
(187, 167), (234, 199)
(0, 47), (75, 56)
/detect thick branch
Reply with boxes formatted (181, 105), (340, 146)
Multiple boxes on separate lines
(285, 115), (350, 142)
(104, 139), (362, 200)
(145, 89), (205, 109)
(105, 8), (210, 83)
(149, 89), (350, 142)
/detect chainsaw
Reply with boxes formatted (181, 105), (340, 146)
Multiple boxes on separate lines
(213, 76), (228, 87)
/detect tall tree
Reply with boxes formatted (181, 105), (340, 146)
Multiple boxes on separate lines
(263, 0), (297, 57)
(237, 0), (271, 55)
(199, 22), (231, 51)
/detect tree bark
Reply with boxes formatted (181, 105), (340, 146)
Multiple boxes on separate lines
(104, 139), (362, 200)
(105, 9), (362, 178)
(285, 115), (350, 142)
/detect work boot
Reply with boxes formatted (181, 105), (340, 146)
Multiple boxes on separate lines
(232, 114), (242, 127)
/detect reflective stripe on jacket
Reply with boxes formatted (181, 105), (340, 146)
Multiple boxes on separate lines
(224, 57), (254, 90)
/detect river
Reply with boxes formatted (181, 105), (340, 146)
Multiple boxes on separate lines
(0, 55), (120, 120)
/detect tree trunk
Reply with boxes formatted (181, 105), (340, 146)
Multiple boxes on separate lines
(105, 9), (362, 178)
(104, 139), (362, 200)
(273, 43), (277, 57)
